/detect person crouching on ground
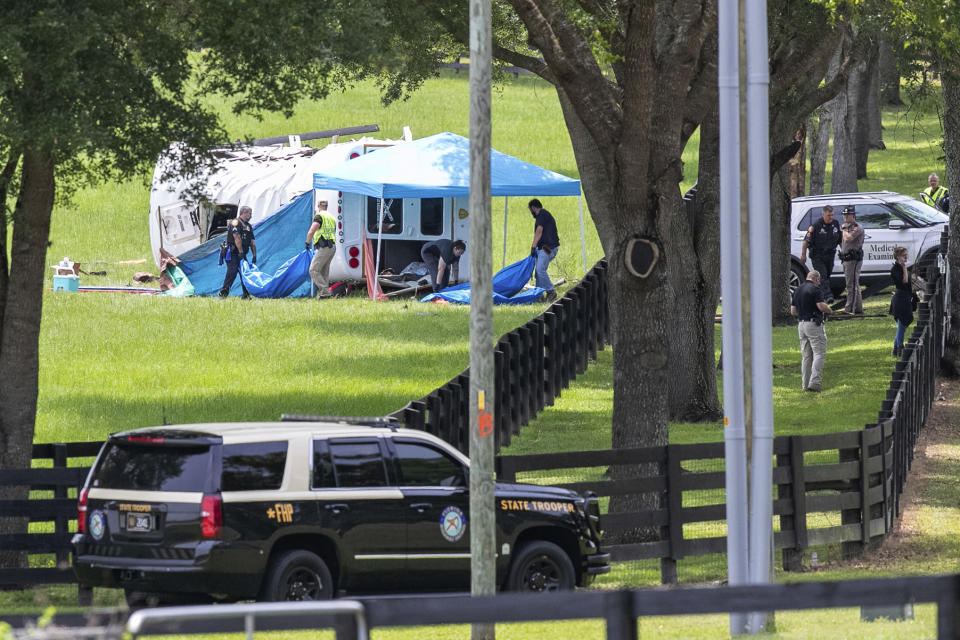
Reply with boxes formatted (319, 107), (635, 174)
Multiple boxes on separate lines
(420, 239), (465, 293)
(791, 270), (832, 392)
(890, 246), (915, 357)
(528, 198), (560, 302)
(305, 200), (337, 298)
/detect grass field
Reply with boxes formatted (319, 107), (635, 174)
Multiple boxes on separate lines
(3, 70), (956, 636)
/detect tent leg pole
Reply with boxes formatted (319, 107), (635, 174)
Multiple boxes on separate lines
(373, 198), (386, 300)
(578, 195), (587, 277)
(502, 197), (509, 270)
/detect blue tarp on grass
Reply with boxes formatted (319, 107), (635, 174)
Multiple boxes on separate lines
(421, 255), (544, 305)
(178, 192), (314, 297)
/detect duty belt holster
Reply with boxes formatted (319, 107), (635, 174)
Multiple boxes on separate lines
(314, 238), (334, 249)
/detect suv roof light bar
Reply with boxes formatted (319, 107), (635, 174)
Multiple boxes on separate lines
(279, 414), (401, 430)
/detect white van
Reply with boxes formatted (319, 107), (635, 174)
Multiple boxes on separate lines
(789, 192), (947, 294)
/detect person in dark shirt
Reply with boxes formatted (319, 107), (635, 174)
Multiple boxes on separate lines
(800, 205), (842, 303)
(889, 246), (915, 357)
(219, 205), (257, 299)
(420, 239), (466, 293)
(790, 270), (832, 392)
(528, 199), (560, 302)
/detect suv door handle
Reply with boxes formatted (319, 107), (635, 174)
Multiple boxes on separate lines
(410, 502), (433, 513)
(324, 503), (349, 514)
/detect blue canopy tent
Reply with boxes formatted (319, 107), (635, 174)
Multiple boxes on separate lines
(312, 132), (587, 297)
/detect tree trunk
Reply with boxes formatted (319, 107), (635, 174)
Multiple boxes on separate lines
(866, 41), (885, 151)
(831, 76), (858, 193)
(663, 107), (721, 423)
(789, 124), (806, 199)
(940, 72), (960, 375)
(0, 151), (20, 332)
(808, 109), (831, 196)
(0, 146), (55, 570)
(878, 34), (903, 106)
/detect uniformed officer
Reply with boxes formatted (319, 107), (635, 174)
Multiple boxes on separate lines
(305, 200), (337, 298)
(420, 239), (465, 292)
(921, 172), (949, 212)
(839, 205), (864, 314)
(219, 205), (257, 299)
(528, 199), (560, 303)
(799, 204), (842, 303)
(790, 270), (832, 392)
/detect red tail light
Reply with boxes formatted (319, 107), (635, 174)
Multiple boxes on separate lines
(348, 258), (360, 269)
(127, 436), (164, 443)
(348, 246), (360, 258)
(201, 494), (222, 539)
(78, 488), (89, 533)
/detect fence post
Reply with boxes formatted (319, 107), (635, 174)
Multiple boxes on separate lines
(936, 574), (960, 640)
(604, 590), (638, 640)
(778, 436), (806, 571)
(839, 440), (863, 560)
(661, 445), (683, 584)
(533, 317), (546, 414)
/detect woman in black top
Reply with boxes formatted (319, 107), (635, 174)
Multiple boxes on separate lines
(890, 246), (913, 357)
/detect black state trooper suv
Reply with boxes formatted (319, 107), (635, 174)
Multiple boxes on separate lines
(73, 421), (609, 605)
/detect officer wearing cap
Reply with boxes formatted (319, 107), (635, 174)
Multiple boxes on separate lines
(219, 205), (257, 299)
(305, 200), (337, 298)
(839, 205), (864, 314)
(791, 270), (832, 392)
(800, 205), (842, 304)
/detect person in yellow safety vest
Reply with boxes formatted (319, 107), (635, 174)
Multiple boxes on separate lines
(305, 200), (338, 298)
(921, 172), (950, 212)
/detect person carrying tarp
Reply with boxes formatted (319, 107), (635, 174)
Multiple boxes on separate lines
(219, 205), (257, 299)
(420, 239), (465, 293)
(306, 199), (337, 299)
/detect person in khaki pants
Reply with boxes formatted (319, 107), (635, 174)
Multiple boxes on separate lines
(305, 200), (337, 298)
(790, 270), (832, 392)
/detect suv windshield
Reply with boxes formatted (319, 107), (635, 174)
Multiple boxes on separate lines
(91, 442), (214, 492)
(890, 199), (948, 226)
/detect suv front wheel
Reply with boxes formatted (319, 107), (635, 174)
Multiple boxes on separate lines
(789, 262), (806, 297)
(259, 550), (334, 601)
(506, 541), (575, 592)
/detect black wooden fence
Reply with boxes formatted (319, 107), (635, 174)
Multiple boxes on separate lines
(5, 574), (960, 638)
(0, 441), (98, 603)
(497, 239), (949, 583)
(390, 258), (610, 454)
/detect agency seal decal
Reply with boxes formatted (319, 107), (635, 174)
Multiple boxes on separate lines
(439, 505), (466, 543)
(89, 510), (106, 541)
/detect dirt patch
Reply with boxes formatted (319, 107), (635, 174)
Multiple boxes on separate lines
(846, 378), (960, 569)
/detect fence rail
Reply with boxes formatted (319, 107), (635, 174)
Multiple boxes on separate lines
(390, 259), (610, 454)
(4, 574), (960, 639)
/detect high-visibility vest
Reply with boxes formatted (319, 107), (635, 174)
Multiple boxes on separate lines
(312, 212), (336, 245)
(922, 185), (948, 207)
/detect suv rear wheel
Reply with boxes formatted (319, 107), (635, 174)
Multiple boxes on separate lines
(789, 263), (806, 296)
(259, 550), (334, 601)
(506, 541), (575, 592)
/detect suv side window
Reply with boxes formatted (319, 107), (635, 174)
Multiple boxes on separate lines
(329, 440), (388, 487)
(311, 440), (336, 489)
(797, 207), (820, 231)
(856, 204), (903, 229)
(395, 441), (465, 487)
(221, 441), (288, 492)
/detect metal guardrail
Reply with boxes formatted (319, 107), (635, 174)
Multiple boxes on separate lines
(127, 600), (367, 640)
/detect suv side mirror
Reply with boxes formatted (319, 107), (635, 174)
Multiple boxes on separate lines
(888, 219), (906, 230)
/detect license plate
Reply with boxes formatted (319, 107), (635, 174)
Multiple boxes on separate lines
(125, 512), (154, 532)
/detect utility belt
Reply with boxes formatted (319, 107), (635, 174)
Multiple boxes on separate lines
(314, 237), (335, 249)
(798, 317), (823, 326)
(839, 248), (863, 262)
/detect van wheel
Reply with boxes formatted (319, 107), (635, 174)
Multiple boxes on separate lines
(506, 541), (575, 592)
(260, 550), (333, 601)
(789, 263), (806, 296)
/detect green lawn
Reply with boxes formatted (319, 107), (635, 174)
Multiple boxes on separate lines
(3, 71), (955, 638)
